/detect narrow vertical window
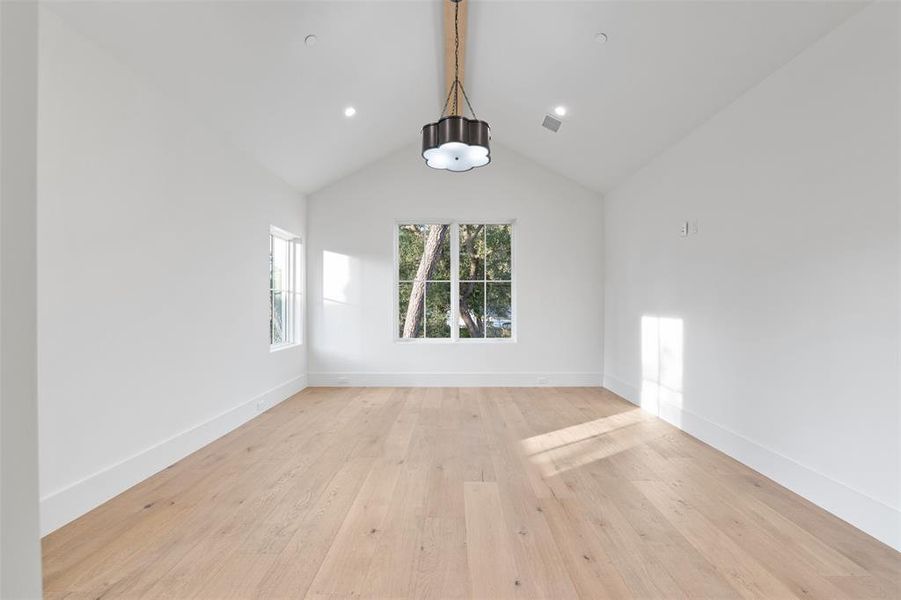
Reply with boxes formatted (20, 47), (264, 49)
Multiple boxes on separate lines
(398, 224), (452, 339)
(459, 224), (512, 339)
(270, 227), (302, 349)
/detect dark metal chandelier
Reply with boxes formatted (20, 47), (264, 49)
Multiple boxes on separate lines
(421, 0), (490, 172)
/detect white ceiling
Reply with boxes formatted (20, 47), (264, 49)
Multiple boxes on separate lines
(47, 1), (865, 194)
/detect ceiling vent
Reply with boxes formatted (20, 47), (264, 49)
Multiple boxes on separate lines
(541, 114), (562, 133)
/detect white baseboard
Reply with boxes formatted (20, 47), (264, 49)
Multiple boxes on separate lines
(308, 371), (603, 387)
(602, 374), (900, 551)
(602, 373), (641, 406)
(40, 374), (308, 536)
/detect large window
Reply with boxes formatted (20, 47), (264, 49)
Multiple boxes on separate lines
(270, 227), (302, 349)
(396, 222), (514, 341)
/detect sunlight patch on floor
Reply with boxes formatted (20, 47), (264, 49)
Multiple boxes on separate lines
(519, 409), (659, 477)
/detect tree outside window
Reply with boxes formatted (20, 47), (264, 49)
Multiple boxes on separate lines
(397, 222), (513, 341)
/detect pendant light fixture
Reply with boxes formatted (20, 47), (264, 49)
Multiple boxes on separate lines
(421, 0), (490, 172)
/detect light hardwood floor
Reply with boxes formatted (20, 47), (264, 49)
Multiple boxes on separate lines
(43, 387), (899, 599)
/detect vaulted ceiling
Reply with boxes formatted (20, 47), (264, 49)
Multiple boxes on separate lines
(47, 0), (865, 194)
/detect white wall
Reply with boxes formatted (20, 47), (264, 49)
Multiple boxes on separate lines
(37, 10), (307, 535)
(603, 3), (900, 549)
(308, 144), (603, 387)
(1, 0), (43, 596)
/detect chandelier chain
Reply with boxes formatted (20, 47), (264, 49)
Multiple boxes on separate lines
(454, 0), (459, 116)
(459, 81), (477, 119)
(439, 0), (478, 120)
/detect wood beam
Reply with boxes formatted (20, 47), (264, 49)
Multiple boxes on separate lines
(444, 0), (467, 116)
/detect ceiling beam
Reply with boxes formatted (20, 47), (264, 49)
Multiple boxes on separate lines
(444, 0), (467, 116)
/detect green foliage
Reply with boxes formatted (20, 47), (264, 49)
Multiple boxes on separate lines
(459, 224), (485, 280)
(271, 290), (285, 344)
(399, 224), (449, 281)
(458, 282), (484, 337)
(399, 223), (512, 339)
(458, 224), (511, 337)
(398, 225), (424, 281)
(426, 282), (451, 337)
(270, 237), (285, 344)
(486, 283), (512, 338)
(486, 224), (511, 281)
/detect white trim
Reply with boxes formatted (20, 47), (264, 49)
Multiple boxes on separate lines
(269, 225), (301, 243)
(394, 337), (517, 345)
(603, 373), (641, 406)
(39, 374), (308, 536)
(308, 372), (601, 387)
(450, 222), (460, 341)
(602, 375), (901, 551)
(269, 341), (302, 353)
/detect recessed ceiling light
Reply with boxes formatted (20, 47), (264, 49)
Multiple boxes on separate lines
(344, 106), (356, 117)
(595, 32), (608, 44)
(554, 105), (567, 117)
(304, 34), (318, 47)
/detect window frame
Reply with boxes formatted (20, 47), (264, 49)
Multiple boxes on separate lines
(393, 220), (516, 344)
(269, 226), (303, 351)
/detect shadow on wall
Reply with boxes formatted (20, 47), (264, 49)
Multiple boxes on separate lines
(641, 316), (684, 419)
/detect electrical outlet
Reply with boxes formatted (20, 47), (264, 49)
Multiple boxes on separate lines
(537, 376), (549, 385)
(690, 220), (699, 235)
(337, 376), (350, 385)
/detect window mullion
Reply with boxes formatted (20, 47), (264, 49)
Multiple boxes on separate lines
(290, 241), (295, 343)
(451, 224), (459, 341)
(299, 241), (304, 344)
(270, 234), (274, 343)
(483, 280), (487, 338)
(292, 240), (298, 344)
(394, 225), (399, 340)
(284, 241), (289, 344)
(287, 240), (293, 344)
(483, 226), (488, 338)
(291, 241), (296, 344)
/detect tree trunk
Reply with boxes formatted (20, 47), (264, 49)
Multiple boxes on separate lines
(458, 282), (481, 336)
(458, 225), (484, 337)
(402, 225), (449, 338)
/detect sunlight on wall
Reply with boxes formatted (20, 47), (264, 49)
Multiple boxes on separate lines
(318, 250), (364, 367)
(641, 316), (684, 416)
(322, 250), (353, 305)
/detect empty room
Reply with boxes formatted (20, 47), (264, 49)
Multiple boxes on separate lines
(1, 0), (899, 597)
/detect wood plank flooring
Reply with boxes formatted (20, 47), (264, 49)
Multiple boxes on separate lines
(43, 387), (900, 599)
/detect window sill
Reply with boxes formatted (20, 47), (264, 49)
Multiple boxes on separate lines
(394, 338), (516, 344)
(270, 342), (303, 353)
